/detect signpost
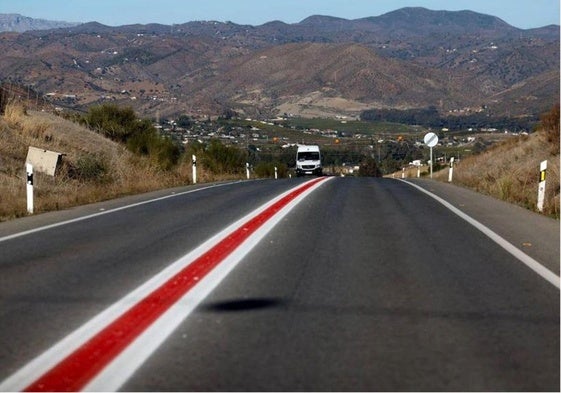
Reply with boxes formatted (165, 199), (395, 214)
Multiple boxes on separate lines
(26, 147), (63, 177)
(424, 132), (439, 178)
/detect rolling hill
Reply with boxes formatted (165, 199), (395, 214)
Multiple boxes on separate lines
(0, 7), (558, 120)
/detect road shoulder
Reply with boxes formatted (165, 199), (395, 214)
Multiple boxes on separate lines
(403, 178), (560, 275)
(0, 181), (241, 239)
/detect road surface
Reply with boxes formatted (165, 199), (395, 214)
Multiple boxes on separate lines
(0, 177), (558, 391)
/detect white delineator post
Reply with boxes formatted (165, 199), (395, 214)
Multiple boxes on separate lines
(26, 163), (34, 214)
(246, 163), (250, 180)
(191, 155), (197, 184)
(448, 157), (455, 183)
(274, 166), (278, 180)
(537, 160), (547, 212)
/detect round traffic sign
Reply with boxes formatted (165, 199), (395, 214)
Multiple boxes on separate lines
(424, 132), (438, 147)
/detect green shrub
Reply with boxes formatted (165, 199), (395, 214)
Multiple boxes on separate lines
(83, 104), (181, 170)
(127, 129), (181, 170)
(358, 157), (382, 177)
(254, 162), (288, 178)
(127, 129), (157, 156)
(0, 86), (8, 115)
(199, 140), (247, 174)
(70, 154), (109, 182)
(82, 104), (139, 143)
(151, 137), (181, 170)
(540, 104), (560, 155)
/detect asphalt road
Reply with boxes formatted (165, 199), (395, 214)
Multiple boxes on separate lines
(0, 177), (558, 391)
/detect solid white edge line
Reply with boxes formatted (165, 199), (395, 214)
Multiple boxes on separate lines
(0, 177), (331, 392)
(399, 179), (560, 289)
(0, 181), (242, 243)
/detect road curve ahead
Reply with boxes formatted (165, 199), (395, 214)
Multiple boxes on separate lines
(0, 177), (558, 391)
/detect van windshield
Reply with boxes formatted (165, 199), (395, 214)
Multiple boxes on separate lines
(297, 152), (320, 161)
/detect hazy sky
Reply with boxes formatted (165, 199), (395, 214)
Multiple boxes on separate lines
(0, 0), (559, 29)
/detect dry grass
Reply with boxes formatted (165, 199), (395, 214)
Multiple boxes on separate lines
(434, 131), (560, 218)
(0, 103), (239, 222)
(5, 101), (557, 221)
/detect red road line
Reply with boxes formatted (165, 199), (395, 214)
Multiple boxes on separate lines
(24, 177), (327, 392)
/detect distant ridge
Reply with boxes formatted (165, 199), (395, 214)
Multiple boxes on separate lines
(0, 7), (557, 119)
(367, 7), (515, 32)
(0, 13), (79, 32)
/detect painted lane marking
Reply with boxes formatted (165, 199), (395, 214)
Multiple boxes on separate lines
(0, 181), (241, 243)
(400, 179), (560, 289)
(0, 177), (331, 392)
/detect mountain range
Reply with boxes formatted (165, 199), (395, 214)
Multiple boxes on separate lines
(0, 13), (78, 32)
(0, 8), (558, 120)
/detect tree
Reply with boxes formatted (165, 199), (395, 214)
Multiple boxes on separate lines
(176, 115), (192, 128)
(358, 157), (382, 177)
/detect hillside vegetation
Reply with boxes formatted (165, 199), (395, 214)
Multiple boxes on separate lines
(0, 8), (557, 120)
(434, 105), (560, 217)
(0, 104), (240, 221)
(0, 102), (559, 221)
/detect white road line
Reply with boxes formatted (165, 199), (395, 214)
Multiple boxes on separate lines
(84, 177), (331, 391)
(400, 179), (560, 289)
(0, 177), (332, 392)
(0, 181), (240, 243)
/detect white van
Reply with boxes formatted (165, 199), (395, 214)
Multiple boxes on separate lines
(296, 145), (322, 176)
